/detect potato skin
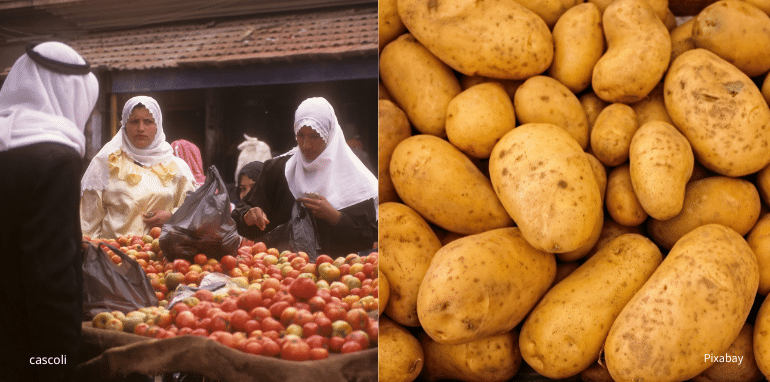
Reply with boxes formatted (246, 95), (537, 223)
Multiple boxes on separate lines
(755, 295), (770, 380)
(419, 331), (522, 382)
(692, 0), (770, 77)
(397, 0), (553, 80)
(590, 103), (638, 166)
(514, 76), (590, 149)
(379, 100), (412, 204)
(548, 3), (605, 94)
(379, 33), (461, 137)
(670, 17), (696, 63)
(417, 228), (556, 345)
(664, 48), (770, 177)
(629, 121), (694, 221)
(630, 82), (674, 127)
(747, 214), (770, 296)
(379, 0), (406, 51)
(693, 323), (763, 382)
(379, 202), (443, 327)
(446, 82), (516, 159)
(520, 234), (662, 379)
(390, 135), (513, 235)
(379, 316), (425, 382)
(648, 176), (761, 250)
(605, 224), (759, 382)
(605, 164), (648, 227)
(489, 123), (602, 253)
(592, 0), (671, 103)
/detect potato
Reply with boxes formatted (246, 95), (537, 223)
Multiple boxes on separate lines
(693, 323), (764, 382)
(764, 74), (770, 107)
(379, 100), (412, 204)
(585, 217), (645, 261)
(755, 296), (770, 379)
(629, 120), (694, 221)
(605, 224), (759, 382)
(489, 123), (603, 253)
(512, 0), (582, 28)
(379, 316), (424, 382)
(548, 2), (605, 94)
(520, 234), (662, 379)
(663, 8), (677, 30)
(379, 33), (461, 137)
(590, 103), (638, 166)
(606, 164), (648, 227)
(648, 176), (761, 250)
(670, 17), (695, 63)
(390, 135), (513, 235)
(585, 153), (608, 204)
(580, 362), (615, 382)
(446, 82), (516, 159)
(514, 76), (590, 149)
(692, 0), (770, 77)
(759, 165), (770, 206)
(557, 155), (606, 262)
(590, 0), (670, 21)
(417, 227), (556, 345)
(664, 48), (770, 177)
(747, 214), (770, 296)
(630, 82), (673, 127)
(745, 0), (770, 14)
(419, 330), (522, 382)
(379, 80), (392, 101)
(379, 202), (443, 326)
(460, 75), (523, 100)
(379, 269), (390, 315)
(580, 91), (609, 130)
(592, 0), (671, 103)
(379, 0), (406, 51)
(397, 0), (553, 80)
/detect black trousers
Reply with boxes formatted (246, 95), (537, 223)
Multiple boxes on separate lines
(0, 143), (84, 382)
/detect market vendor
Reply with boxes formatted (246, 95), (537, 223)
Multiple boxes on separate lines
(80, 96), (197, 239)
(0, 42), (98, 382)
(232, 97), (378, 260)
(236, 160), (264, 202)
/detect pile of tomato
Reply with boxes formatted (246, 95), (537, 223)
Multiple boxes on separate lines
(84, 230), (379, 361)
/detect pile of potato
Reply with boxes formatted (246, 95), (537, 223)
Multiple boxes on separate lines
(377, 0), (770, 381)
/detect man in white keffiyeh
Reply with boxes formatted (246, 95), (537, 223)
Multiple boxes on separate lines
(233, 97), (378, 259)
(0, 41), (98, 382)
(80, 96), (196, 238)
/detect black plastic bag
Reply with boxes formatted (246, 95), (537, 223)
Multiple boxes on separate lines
(260, 200), (322, 261)
(82, 240), (158, 320)
(159, 165), (240, 262)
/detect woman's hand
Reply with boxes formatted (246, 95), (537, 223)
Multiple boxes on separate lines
(244, 207), (270, 231)
(298, 195), (341, 225)
(143, 210), (172, 227)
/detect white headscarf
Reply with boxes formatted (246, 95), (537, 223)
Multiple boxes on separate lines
(80, 95), (196, 192)
(284, 97), (378, 215)
(0, 42), (99, 156)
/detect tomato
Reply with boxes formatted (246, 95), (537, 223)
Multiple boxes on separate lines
(280, 336), (310, 361)
(261, 338), (281, 357)
(305, 334), (328, 349)
(345, 330), (370, 349)
(302, 322), (319, 338)
(309, 347), (329, 360)
(366, 319), (378, 345)
(269, 301), (291, 319)
(346, 308), (369, 331)
(251, 242), (268, 254)
(261, 317), (284, 333)
(184, 271), (200, 285)
(243, 339), (263, 356)
(341, 340), (363, 354)
(193, 253), (207, 265)
(279, 307), (298, 326)
(328, 336), (345, 353)
(208, 312), (230, 333)
(313, 313), (333, 338)
(220, 255), (238, 271)
(323, 303), (347, 322)
(194, 289), (214, 302)
(236, 290), (263, 311)
(172, 259), (191, 274)
(178, 327), (193, 336)
(289, 277), (318, 301)
(244, 320), (260, 333)
(262, 277), (281, 291)
(155, 291), (165, 300)
(292, 309), (315, 326)
(315, 254), (334, 265)
(230, 309), (250, 331)
(196, 317), (211, 330)
(191, 328), (209, 337)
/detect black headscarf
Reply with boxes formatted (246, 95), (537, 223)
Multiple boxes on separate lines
(238, 161), (264, 184)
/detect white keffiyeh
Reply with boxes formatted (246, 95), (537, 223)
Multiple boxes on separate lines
(284, 97), (378, 216)
(0, 42), (98, 156)
(80, 96), (195, 192)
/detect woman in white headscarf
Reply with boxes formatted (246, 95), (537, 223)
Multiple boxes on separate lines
(80, 96), (196, 239)
(0, 42), (98, 382)
(233, 97), (378, 259)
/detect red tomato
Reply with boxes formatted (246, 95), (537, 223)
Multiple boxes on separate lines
(251, 242), (267, 254)
(341, 340), (363, 354)
(315, 254), (333, 265)
(269, 301), (291, 319)
(289, 277), (318, 300)
(230, 309), (250, 331)
(249, 306), (271, 322)
(172, 259), (191, 274)
(193, 253), (207, 265)
(244, 320), (260, 333)
(314, 313), (333, 338)
(280, 336), (310, 361)
(220, 255), (238, 271)
(207, 312), (230, 333)
(261, 338), (281, 357)
(279, 307), (298, 326)
(194, 289), (214, 303)
(243, 339), (263, 356)
(302, 322), (319, 338)
(309, 347), (329, 360)
(220, 298), (238, 313)
(236, 290), (263, 311)
(324, 303), (347, 322)
(191, 328), (209, 337)
(346, 308), (369, 331)
(261, 317), (284, 333)
(305, 334), (328, 349)
(345, 330), (370, 349)
(328, 336), (345, 353)
(292, 309), (315, 326)
(366, 319), (378, 345)
(175, 311), (196, 329)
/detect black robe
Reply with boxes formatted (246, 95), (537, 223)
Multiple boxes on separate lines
(232, 154), (377, 259)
